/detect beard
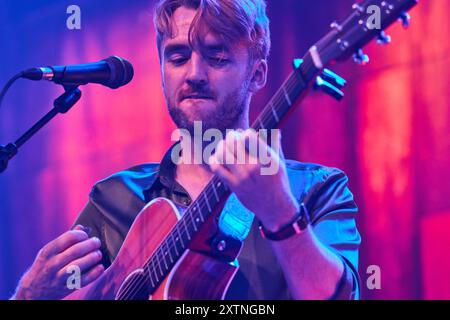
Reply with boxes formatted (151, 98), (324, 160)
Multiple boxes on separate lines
(167, 80), (250, 135)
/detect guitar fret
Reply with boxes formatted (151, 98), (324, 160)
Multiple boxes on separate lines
(283, 86), (292, 106)
(190, 212), (198, 231)
(156, 255), (164, 277)
(161, 249), (168, 270)
(196, 201), (204, 222)
(271, 102), (280, 122)
(170, 233), (179, 256)
(176, 225), (185, 247)
(182, 217), (191, 240)
(212, 183), (220, 202)
(203, 192), (212, 212)
(258, 118), (265, 129)
(146, 264), (156, 288)
(163, 241), (173, 264)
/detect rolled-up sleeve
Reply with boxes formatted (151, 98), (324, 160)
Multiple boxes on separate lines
(304, 167), (361, 300)
(72, 190), (112, 269)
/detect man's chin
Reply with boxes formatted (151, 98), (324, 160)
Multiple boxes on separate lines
(176, 102), (218, 122)
(169, 99), (243, 132)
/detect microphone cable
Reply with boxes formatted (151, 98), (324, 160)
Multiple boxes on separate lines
(0, 71), (24, 110)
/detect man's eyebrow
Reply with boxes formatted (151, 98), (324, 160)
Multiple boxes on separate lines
(163, 42), (230, 57)
(203, 43), (230, 53)
(163, 43), (191, 56)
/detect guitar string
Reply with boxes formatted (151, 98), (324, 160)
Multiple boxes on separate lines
(116, 71), (305, 299)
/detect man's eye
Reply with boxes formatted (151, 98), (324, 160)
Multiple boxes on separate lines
(209, 56), (229, 66)
(169, 56), (188, 65)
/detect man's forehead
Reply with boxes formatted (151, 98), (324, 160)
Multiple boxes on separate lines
(172, 6), (197, 28)
(164, 8), (225, 49)
(161, 6), (247, 56)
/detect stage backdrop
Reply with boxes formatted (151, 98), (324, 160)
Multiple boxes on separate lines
(1, 0), (449, 299)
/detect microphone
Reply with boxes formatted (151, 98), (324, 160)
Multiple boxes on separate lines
(21, 55), (134, 89)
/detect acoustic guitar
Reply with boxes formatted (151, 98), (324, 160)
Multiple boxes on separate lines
(65, 0), (418, 300)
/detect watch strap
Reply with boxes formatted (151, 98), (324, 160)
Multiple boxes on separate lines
(259, 203), (310, 241)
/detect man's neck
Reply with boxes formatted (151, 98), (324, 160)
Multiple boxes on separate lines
(176, 161), (213, 201)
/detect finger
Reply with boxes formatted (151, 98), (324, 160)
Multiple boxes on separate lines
(71, 250), (103, 272)
(213, 139), (226, 164)
(225, 130), (248, 166)
(209, 156), (238, 187)
(73, 224), (92, 236)
(223, 131), (249, 174)
(54, 237), (102, 270)
(40, 230), (89, 258)
(242, 129), (260, 164)
(58, 264), (105, 291)
(224, 131), (239, 162)
(57, 250), (103, 280)
(259, 131), (284, 166)
(81, 264), (105, 287)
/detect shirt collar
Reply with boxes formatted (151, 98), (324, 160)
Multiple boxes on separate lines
(143, 141), (191, 204)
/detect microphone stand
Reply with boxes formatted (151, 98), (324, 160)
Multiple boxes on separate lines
(0, 85), (82, 173)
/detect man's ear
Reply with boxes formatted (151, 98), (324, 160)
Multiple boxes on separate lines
(248, 59), (268, 93)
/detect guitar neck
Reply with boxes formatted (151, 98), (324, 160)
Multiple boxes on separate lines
(252, 60), (314, 131)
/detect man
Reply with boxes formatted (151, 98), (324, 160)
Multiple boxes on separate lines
(12, 0), (360, 300)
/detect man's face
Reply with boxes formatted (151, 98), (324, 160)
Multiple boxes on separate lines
(160, 6), (253, 133)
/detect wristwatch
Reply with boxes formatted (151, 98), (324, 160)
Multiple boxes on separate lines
(259, 203), (310, 241)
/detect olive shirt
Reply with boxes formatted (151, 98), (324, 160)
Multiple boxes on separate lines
(73, 147), (361, 299)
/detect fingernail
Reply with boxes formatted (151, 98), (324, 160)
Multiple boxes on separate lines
(81, 226), (92, 235)
(74, 225), (91, 235)
(92, 237), (101, 244)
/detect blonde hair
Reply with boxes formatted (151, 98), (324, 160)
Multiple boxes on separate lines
(154, 0), (271, 62)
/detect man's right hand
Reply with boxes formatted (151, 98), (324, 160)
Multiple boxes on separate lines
(12, 225), (105, 300)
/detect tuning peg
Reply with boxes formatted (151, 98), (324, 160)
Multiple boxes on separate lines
(321, 69), (346, 89)
(399, 11), (411, 28)
(314, 76), (344, 101)
(330, 21), (343, 32)
(353, 49), (369, 65)
(377, 31), (392, 45)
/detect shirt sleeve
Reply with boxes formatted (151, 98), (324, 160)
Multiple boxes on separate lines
(71, 193), (113, 268)
(305, 167), (361, 300)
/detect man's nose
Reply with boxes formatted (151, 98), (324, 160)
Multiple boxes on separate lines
(186, 53), (208, 88)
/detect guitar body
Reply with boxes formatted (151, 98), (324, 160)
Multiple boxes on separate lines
(64, 198), (238, 300)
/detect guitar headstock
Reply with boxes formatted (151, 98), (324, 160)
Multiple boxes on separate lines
(251, 0), (418, 131)
(300, 0), (418, 83)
